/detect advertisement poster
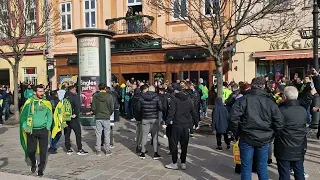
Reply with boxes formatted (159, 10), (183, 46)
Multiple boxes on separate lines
(80, 76), (99, 115)
(59, 75), (78, 85)
(79, 37), (100, 77)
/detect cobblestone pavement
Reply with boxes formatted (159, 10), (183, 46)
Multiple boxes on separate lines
(0, 119), (320, 180)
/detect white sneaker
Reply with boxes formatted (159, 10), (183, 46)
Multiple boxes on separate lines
(165, 163), (179, 170)
(181, 163), (187, 170)
(304, 172), (309, 178)
(110, 145), (114, 149)
(131, 118), (136, 122)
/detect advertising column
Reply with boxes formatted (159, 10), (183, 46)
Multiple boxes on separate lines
(73, 29), (115, 126)
(78, 37), (100, 115)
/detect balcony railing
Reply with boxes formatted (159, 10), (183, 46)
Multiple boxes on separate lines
(105, 15), (154, 35)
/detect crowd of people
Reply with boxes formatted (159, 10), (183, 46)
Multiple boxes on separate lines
(14, 68), (320, 179)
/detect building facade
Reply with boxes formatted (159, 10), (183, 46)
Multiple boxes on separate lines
(51, 0), (232, 89)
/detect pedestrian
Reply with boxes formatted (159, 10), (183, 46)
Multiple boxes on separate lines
(184, 82), (200, 137)
(275, 86), (308, 180)
(198, 78), (208, 117)
(20, 85), (53, 177)
(212, 97), (230, 151)
(164, 84), (199, 170)
(0, 87), (9, 125)
(108, 86), (120, 148)
(92, 83), (114, 156)
(229, 76), (284, 180)
(132, 85), (145, 153)
(137, 85), (162, 160)
(64, 86), (88, 155)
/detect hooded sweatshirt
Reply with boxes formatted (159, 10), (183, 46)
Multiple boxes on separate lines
(92, 91), (114, 120)
(166, 91), (198, 126)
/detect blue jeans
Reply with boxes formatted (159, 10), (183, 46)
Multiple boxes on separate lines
(200, 99), (207, 116)
(306, 106), (311, 124)
(125, 100), (132, 118)
(3, 102), (10, 120)
(50, 131), (62, 149)
(277, 159), (305, 180)
(239, 139), (270, 180)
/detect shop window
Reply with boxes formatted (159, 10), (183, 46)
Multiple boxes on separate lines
(200, 71), (209, 86)
(181, 71), (188, 80)
(23, 68), (37, 85)
(274, 63), (285, 82)
(171, 73), (178, 83)
(190, 71), (199, 83)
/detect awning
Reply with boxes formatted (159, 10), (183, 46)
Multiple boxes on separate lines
(252, 49), (316, 60)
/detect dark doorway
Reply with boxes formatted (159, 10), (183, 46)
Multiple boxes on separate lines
(0, 69), (10, 86)
(122, 73), (149, 82)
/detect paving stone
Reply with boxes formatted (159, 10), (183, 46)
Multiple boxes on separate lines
(114, 171), (135, 178)
(91, 174), (114, 180)
(75, 169), (105, 180)
(147, 169), (169, 176)
(140, 175), (162, 180)
(129, 172), (147, 179)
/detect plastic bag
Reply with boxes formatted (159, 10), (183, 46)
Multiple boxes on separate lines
(233, 140), (241, 164)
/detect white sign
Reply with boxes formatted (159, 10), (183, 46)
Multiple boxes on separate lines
(79, 37), (100, 76)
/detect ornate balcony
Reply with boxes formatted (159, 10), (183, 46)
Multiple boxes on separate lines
(105, 15), (154, 36)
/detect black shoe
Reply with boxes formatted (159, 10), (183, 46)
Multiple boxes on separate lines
(317, 132), (320, 139)
(227, 145), (231, 150)
(136, 147), (141, 154)
(48, 148), (57, 154)
(216, 147), (222, 151)
(77, 149), (88, 156)
(37, 170), (44, 177)
(30, 165), (37, 173)
(268, 159), (273, 165)
(66, 149), (73, 155)
(139, 153), (146, 159)
(153, 153), (162, 160)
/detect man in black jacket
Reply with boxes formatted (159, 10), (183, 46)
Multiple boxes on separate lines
(276, 86), (307, 180)
(229, 77), (283, 180)
(64, 86), (88, 155)
(164, 84), (198, 170)
(184, 82), (200, 137)
(137, 85), (162, 160)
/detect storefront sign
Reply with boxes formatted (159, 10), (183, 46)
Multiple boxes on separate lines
(269, 39), (317, 50)
(111, 38), (162, 52)
(80, 76), (99, 115)
(78, 37), (100, 76)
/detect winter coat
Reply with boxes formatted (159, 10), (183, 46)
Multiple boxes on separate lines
(132, 91), (142, 121)
(212, 97), (229, 133)
(137, 92), (162, 120)
(166, 91), (198, 126)
(274, 100), (307, 161)
(91, 91), (114, 120)
(229, 88), (284, 147)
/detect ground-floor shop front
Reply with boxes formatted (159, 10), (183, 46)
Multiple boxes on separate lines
(0, 53), (47, 88)
(54, 48), (218, 88)
(253, 49), (316, 81)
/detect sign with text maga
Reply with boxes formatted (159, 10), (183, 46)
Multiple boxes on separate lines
(79, 37), (100, 76)
(269, 39), (318, 50)
(80, 76), (99, 115)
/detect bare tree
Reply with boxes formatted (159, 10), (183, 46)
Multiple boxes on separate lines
(0, 0), (60, 122)
(146, 0), (310, 97)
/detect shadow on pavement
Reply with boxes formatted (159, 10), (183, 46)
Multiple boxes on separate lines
(0, 157), (8, 169)
(0, 127), (8, 135)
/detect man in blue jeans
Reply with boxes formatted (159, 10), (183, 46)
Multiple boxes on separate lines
(230, 77), (284, 180)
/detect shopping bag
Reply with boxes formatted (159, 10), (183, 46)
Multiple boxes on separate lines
(233, 140), (241, 164)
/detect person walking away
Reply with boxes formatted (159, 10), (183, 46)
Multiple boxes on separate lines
(20, 85), (53, 177)
(122, 84), (133, 119)
(198, 78), (208, 117)
(64, 86), (88, 155)
(92, 83), (114, 156)
(165, 86), (175, 154)
(132, 86), (145, 153)
(137, 85), (162, 160)
(158, 88), (168, 138)
(184, 82), (199, 137)
(24, 84), (34, 99)
(190, 83), (201, 123)
(229, 77), (284, 180)
(275, 86), (308, 180)
(164, 85), (199, 170)
(212, 97), (230, 151)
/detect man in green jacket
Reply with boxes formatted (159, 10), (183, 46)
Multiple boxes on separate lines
(92, 83), (114, 156)
(20, 85), (53, 177)
(199, 78), (209, 117)
(24, 84), (34, 99)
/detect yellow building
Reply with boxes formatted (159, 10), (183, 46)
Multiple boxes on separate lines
(0, 0), (50, 88)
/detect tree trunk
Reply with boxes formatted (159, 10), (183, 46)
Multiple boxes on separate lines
(12, 63), (20, 124)
(216, 65), (223, 98)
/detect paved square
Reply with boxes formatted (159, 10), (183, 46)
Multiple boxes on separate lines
(0, 119), (319, 180)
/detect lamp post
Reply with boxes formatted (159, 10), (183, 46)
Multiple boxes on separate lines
(299, 0), (320, 129)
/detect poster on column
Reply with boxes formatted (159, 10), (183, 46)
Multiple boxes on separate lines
(79, 37), (100, 77)
(80, 76), (99, 115)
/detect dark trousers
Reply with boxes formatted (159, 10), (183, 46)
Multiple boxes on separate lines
(166, 124), (172, 150)
(277, 159), (305, 180)
(50, 132), (62, 149)
(64, 118), (82, 151)
(216, 133), (230, 147)
(27, 128), (49, 171)
(170, 125), (189, 164)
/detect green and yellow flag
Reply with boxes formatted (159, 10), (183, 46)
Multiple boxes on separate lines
(19, 97), (52, 159)
(52, 99), (71, 139)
